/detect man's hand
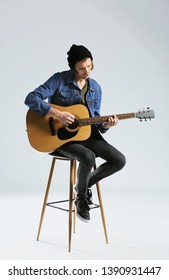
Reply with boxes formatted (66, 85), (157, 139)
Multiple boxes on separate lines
(102, 115), (118, 129)
(48, 107), (75, 126)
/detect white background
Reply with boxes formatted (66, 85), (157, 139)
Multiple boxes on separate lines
(0, 0), (169, 261)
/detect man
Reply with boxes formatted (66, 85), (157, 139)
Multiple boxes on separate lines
(25, 44), (126, 222)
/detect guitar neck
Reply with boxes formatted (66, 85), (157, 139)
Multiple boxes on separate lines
(78, 112), (136, 126)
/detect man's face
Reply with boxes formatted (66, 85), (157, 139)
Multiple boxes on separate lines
(74, 58), (93, 80)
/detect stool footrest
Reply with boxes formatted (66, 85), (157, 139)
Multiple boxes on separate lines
(46, 199), (75, 212)
(46, 199), (100, 212)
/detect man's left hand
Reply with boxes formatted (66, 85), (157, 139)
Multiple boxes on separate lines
(102, 115), (118, 129)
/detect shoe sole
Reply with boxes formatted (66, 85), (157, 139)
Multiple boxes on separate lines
(76, 212), (90, 223)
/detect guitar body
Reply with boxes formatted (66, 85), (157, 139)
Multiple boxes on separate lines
(26, 103), (155, 153)
(26, 104), (91, 152)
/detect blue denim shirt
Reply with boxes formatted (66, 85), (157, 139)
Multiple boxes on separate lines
(25, 70), (108, 133)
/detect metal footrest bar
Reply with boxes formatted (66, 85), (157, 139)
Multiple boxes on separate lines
(46, 199), (75, 212)
(46, 199), (100, 212)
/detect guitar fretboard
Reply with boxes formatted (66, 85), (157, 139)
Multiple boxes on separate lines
(78, 113), (136, 126)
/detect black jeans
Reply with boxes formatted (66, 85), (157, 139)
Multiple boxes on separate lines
(52, 129), (126, 198)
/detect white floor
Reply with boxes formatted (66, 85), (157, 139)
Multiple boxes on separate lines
(0, 187), (169, 260)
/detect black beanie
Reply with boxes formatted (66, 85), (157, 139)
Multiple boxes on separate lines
(67, 44), (93, 69)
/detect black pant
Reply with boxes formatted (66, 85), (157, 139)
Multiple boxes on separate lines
(52, 128), (126, 198)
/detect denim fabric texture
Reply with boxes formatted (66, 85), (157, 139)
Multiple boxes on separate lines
(25, 70), (107, 133)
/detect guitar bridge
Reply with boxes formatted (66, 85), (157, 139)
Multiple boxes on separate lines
(49, 117), (56, 136)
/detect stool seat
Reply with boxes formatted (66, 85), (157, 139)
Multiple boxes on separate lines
(36, 156), (108, 252)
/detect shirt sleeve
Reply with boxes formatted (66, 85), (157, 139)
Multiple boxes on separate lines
(93, 83), (109, 134)
(24, 73), (59, 115)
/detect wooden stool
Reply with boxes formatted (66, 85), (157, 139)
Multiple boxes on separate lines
(36, 156), (108, 252)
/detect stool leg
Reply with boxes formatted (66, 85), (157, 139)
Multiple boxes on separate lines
(68, 159), (74, 252)
(94, 163), (108, 244)
(37, 157), (56, 241)
(73, 160), (77, 233)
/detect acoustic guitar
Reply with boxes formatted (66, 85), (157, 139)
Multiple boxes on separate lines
(26, 103), (155, 152)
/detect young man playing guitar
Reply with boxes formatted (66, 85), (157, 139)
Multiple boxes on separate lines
(25, 44), (126, 222)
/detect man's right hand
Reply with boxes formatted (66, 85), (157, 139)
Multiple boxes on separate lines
(48, 107), (75, 126)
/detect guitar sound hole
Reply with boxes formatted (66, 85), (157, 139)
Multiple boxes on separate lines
(57, 128), (78, 140)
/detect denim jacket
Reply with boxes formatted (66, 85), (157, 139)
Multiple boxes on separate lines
(25, 70), (108, 133)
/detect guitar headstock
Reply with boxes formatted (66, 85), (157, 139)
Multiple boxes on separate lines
(136, 107), (155, 121)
